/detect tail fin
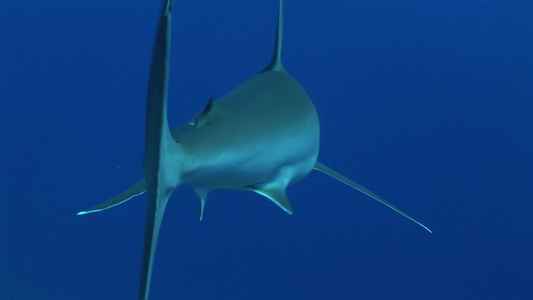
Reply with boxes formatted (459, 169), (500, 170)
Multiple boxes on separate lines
(139, 1), (181, 299)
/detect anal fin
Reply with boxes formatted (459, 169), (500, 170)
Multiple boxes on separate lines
(191, 186), (210, 221)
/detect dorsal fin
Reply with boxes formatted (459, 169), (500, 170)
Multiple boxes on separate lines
(188, 96), (214, 129)
(262, 0), (285, 72)
(200, 96), (214, 116)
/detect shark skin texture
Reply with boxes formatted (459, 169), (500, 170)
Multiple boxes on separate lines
(79, 0), (431, 299)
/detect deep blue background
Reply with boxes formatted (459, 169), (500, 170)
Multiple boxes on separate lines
(2, 0), (532, 299)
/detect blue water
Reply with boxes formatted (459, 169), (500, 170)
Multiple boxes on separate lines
(2, 1), (532, 299)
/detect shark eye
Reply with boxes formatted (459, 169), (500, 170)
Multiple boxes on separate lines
(188, 119), (197, 126)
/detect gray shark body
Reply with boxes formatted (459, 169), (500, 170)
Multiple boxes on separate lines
(79, 0), (430, 299)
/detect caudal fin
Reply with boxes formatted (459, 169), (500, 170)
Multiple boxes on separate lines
(139, 1), (181, 299)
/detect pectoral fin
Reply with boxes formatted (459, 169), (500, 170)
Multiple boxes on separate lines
(77, 180), (147, 215)
(314, 161), (432, 233)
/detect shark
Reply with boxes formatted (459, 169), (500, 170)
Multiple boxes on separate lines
(78, 0), (431, 299)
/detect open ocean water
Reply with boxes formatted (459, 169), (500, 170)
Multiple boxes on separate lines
(1, 0), (532, 299)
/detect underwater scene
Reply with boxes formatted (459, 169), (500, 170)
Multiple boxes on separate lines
(1, 0), (532, 299)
